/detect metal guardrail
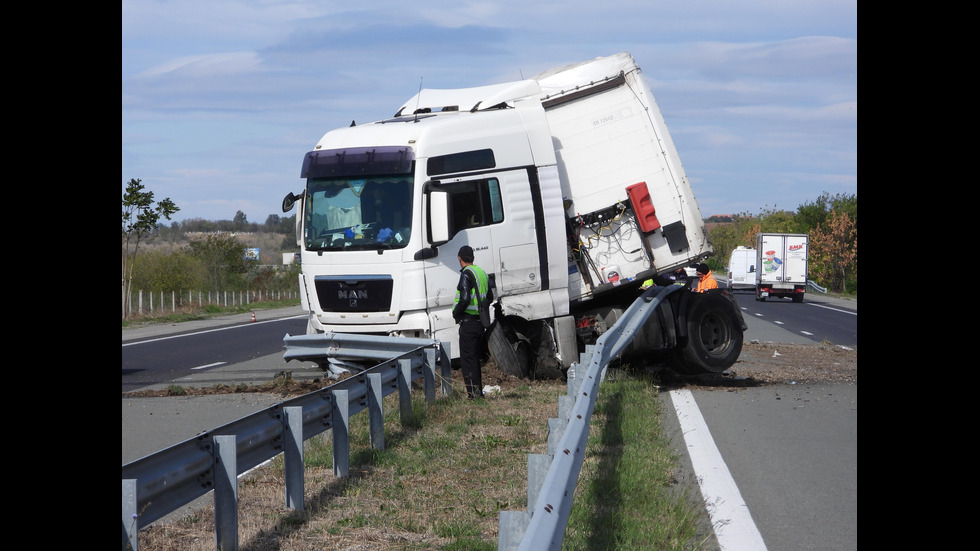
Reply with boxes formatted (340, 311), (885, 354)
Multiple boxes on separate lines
(122, 333), (450, 551)
(498, 283), (684, 550)
(123, 284), (683, 551)
(807, 279), (827, 293)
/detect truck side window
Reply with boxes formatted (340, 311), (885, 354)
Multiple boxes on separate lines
(446, 178), (503, 238)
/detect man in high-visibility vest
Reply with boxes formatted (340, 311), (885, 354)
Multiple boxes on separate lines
(452, 245), (493, 399)
(694, 263), (719, 293)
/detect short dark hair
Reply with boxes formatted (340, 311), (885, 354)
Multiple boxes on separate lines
(695, 263), (709, 275)
(457, 245), (474, 262)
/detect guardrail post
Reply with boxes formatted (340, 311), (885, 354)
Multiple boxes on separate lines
(527, 454), (551, 512)
(398, 358), (413, 424)
(331, 389), (350, 478)
(558, 394), (575, 421)
(367, 373), (385, 450)
(283, 406), (304, 510)
(498, 510), (531, 551)
(122, 479), (138, 550)
(547, 417), (567, 456)
(213, 434), (238, 551)
(439, 343), (452, 397)
(423, 348), (437, 403)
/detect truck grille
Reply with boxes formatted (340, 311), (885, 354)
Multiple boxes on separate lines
(314, 276), (393, 312)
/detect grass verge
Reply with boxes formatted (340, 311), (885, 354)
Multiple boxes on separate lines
(564, 373), (713, 550)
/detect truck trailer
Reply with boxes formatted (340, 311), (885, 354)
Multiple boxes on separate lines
(281, 52), (745, 378)
(755, 233), (809, 302)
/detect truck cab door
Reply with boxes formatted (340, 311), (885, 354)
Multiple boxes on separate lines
(421, 178), (499, 328)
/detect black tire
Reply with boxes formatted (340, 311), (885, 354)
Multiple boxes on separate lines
(792, 294), (804, 303)
(668, 292), (744, 375)
(487, 320), (532, 378)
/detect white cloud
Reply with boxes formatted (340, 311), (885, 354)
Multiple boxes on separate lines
(135, 52), (263, 79)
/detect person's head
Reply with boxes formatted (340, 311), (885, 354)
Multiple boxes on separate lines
(695, 263), (710, 276)
(457, 245), (474, 266)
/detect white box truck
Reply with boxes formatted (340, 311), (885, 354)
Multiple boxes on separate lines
(281, 52), (745, 378)
(727, 246), (757, 291)
(755, 233), (809, 302)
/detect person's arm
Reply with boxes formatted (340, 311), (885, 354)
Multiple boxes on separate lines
(452, 270), (474, 321)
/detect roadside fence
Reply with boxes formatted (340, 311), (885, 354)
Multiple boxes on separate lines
(124, 289), (299, 316)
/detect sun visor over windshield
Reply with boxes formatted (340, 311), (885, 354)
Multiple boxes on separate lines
(302, 146), (415, 178)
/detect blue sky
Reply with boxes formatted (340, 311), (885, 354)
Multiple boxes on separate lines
(122, 1), (857, 224)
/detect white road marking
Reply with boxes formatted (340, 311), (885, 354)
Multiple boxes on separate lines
(670, 389), (768, 551)
(122, 315), (307, 347)
(807, 303), (856, 315)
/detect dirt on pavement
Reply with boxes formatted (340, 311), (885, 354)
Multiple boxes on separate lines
(123, 341), (856, 399)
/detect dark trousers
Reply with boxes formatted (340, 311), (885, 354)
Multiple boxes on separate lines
(458, 317), (485, 398)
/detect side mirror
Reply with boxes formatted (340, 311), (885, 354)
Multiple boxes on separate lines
(282, 191), (304, 213)
(428, 189), (450, 245)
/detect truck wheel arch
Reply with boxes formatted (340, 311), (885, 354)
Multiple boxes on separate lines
(487, 317), (532, 379)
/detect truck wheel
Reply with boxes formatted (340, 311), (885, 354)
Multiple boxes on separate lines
(792, 294), (804, 303)
(669, 292), (743, 375)
(487, 320), (532, 378)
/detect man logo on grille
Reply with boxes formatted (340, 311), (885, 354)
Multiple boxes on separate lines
(339, 288), (368, 309)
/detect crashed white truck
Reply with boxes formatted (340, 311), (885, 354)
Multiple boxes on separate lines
(281, 52), (745, 378)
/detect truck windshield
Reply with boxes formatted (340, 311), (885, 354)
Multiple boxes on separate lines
(304, 176), (413, 251)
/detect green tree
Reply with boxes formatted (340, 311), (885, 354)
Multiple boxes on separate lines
(756, 207), (796, 234)
(280, 235), (299, 250)
(795, 192), (857, 234)
(122, 178), (179, 317)
(264, 214), (281, 230)
(188, 233), (250, 292)
(705, 216), (743, 270)
(233, 210), (248, 230)
(131, 248), (205, 296)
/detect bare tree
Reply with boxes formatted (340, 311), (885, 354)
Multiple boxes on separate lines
(122, 178), (179, 317)
(809, 210), (857, 293)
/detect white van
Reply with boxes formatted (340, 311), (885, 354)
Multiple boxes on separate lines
(727, 247), (757, 290)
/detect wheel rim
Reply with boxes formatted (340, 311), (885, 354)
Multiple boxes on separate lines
(698, 311), (734, 356)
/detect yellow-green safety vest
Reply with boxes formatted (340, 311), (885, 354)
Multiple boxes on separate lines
(456, 264), (490, 316)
